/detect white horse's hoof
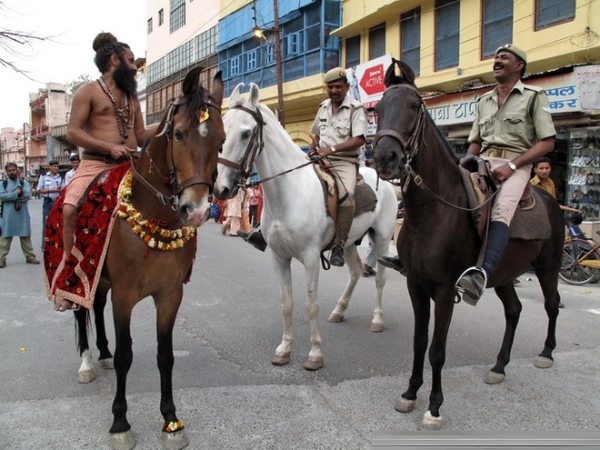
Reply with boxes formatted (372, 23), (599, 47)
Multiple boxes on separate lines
(394, 397), (416, 413)
(328, 312), (344, 323)
(483, 370), (505, 385)
(77, 369), (96, 384)
(162, 429), (189, 449)
(419, 410), (443, 430)
(110, 430), (136, 450)
(370, 322), (384, 333)
(303, 356), (324, 371)
(534, 356), (554, 369)
(100, 357), (114, 370)
(271, 352), (291, 366)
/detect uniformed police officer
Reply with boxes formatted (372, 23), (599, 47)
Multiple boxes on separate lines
(457, 44), (556, 305)
(36, 159), (65, 250)
(308, 67), (368, 266)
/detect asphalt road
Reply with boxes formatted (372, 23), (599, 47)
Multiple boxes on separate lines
(1, 198), (599, 449)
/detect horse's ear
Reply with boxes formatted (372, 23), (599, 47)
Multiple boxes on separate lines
(384, 58), (416, 87)
(183, 67), (203, 96)
(211, 70), (224, 108)
(248, 83), (260, 108)
(229, 83), (245, 108)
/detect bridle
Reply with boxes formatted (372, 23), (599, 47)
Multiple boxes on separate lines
(130, 90), (222, 210)
(217, 105), (266, 183)
(374, 83), (428, 193)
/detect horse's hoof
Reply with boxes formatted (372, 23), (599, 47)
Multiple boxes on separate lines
(100, 357), (114, 370)
(271, 352), (291, 366)
(534, 356), (554, 369)
(77, 369), (96, 384)
(162, 429), (189, 450)
(394, 397), (416, 413)
(328, 312), (344, 323)
(303, 356), (324, 371)
(110, 430), (136, 450)
(370, 322), (384, 333)
(483, 370), (505, 385)
(419, 410), (443, 430)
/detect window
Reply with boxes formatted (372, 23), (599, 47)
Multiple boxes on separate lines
(481, 0), (513, 59)
(170, 0), (186, 33)
(401, 8), (420, 75)
(265, 44), (274, 65)
(435, 0), (460, 70)
(287, 32), (301, 56)
(369, 23), (385, 59)
(247, 50), (258, 71)
(230, 57), (241, 76)
(147, 18), (153, 35)
(346, 35), (360, 68)
(159, 9), (164, 26)
(536, 0), (575, 30)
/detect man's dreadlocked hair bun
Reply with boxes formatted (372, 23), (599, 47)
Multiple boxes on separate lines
(92, 32), (130, 73)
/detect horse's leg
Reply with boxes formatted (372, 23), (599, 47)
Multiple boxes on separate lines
(420, 288), (455, 431)
(93, 283), (114, 369)
(533, 267), (560, 369)
(271, 253), (294, 366)
(74, 308), (96, 384)
(396, 280), (430, 414)
(485, 284), (523, 384)
(371, 234), (391, 332)
(303, 254), (324, 371)
(328, 245), (362, 324)
(109, 294), (136, 449)
(155, 287), (188, 449)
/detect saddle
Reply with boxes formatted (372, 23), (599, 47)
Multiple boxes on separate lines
(459, 156), (551, 241)
(312, 164), (378, 222)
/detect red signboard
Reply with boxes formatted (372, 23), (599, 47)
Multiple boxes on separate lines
(359, 64), (385, 96)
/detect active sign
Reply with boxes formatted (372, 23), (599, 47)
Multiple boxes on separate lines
(346, 54), (393, 109)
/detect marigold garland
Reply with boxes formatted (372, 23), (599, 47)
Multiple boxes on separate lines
(163, 420), (184, 433)
(117, 171), (195, 251)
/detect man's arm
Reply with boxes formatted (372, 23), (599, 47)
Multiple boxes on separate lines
(0, 183), (18, 202)
(133, 98), (158, 146)
(66, 83), (132, 160)
(494, 137), (554, 182)
(16, 181), (31, 202)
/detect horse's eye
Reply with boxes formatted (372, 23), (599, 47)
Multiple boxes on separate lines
(242, 130), (252, 139)
(411, 102), (420, 111)
(174, 130), (184, 141)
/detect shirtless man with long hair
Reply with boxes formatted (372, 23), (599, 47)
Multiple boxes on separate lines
(54, 32), (157, 312)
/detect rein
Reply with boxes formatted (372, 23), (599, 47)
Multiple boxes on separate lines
(219, 104), (325, 188)
(131, 91), (222, 210)
(375, 84), (497, 213)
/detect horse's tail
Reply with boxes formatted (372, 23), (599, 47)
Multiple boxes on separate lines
(74, 308), (91, 356)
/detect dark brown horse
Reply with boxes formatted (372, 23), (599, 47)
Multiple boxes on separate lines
(373, 59), (564, 430)
(73, 67), (225, 449)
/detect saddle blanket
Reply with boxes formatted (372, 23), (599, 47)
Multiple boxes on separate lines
(44, 164), (130, 310)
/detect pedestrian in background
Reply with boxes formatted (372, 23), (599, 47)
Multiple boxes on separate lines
(0, 162), (40, 268)
(36, 159), (65, 249)
(222, 188), (244, 236)
(64, 152), (80, 185)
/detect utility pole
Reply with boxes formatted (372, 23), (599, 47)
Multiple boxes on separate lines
(272, 0), (285, 127)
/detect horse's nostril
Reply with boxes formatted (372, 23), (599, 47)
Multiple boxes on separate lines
(387, 152), (397, 163)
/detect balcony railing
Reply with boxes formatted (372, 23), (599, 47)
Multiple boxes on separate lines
(29, 94), (48, 110)
(30, 125), (50, 141)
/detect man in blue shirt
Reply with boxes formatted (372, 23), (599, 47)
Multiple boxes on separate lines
(36, 159), (65, 250)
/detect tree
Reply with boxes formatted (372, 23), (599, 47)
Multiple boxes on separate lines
(0, 1), (52, 79)
(68, 74), (93, 94)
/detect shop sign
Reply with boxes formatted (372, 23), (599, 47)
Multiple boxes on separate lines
(346, 55), (393, 109)
(424, 68), (599, 127)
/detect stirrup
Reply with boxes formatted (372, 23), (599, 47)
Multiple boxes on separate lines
(455, 267), (487, 306)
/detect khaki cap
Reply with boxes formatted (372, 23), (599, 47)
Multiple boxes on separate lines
(323, 67), (347, 84)
(495, 44), (527, 63)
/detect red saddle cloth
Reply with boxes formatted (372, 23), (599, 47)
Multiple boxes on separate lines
(44, 163), (130, 310)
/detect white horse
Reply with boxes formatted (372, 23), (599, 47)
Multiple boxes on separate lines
(214, 83), (398, 370)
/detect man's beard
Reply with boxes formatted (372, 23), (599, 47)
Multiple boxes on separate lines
(8, 173), (17, 181)
(113, 59), (138, 100)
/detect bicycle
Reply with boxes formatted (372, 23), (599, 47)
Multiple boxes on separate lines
(559, 213), (600, 285)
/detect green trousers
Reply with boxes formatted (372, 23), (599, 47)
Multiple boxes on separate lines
(0, 236), (37, 262)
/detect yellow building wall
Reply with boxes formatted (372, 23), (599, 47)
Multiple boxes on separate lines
(335, 0), (600, 92)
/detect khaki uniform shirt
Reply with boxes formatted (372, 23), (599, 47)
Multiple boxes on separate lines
(468, 80), (556, 158)
(531, 175), (556, 199)
(310, 94), (367, 161)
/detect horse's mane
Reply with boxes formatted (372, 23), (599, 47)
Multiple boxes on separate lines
(184, 85), (208, 122)
(427, 115), (460, 164)
(255, 103), (308, 157)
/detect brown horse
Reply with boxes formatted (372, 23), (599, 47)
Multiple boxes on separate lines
(73, 67), (225, 449)
(373, 59), (564, 430)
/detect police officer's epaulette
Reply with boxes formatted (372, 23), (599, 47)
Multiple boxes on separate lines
(522, 83), (544, 93)
(477, 90), (494, 102)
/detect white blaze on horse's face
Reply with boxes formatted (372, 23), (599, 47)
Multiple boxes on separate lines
(198, 122), (210, 138)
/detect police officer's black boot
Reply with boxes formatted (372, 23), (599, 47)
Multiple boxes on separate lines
(457, 221), (510, 306)
(330, 203), (355, 267)
(377, 255), (406, 275)
(237, 228), (267, 252)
